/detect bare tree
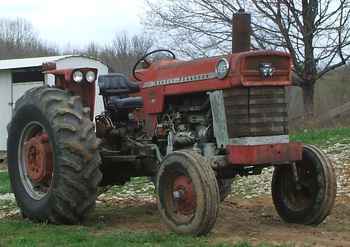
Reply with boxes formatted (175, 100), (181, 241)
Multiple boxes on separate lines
(145, 0), (350, 116)
(84, 32), (154, 75)
(0, 18), (58, 59)
(107, 32), (154, 74)
(84, 42), (100, 59)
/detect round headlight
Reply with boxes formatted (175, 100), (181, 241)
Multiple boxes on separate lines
(73, 70), (84, 83)
(86, 71), (96, 83)
(215, 58), (230, 79)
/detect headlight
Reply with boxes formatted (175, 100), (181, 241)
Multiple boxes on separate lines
(86, 71), (96, 83)
(215, 58), (230, 79)
(73, 70), (84, 83)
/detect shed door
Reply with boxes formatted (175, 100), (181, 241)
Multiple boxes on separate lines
(12, 68), (44, 104)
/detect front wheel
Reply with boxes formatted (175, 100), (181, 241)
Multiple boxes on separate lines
(156, 151), (220, 236)
(271, 144), (336, 225)
(7, 87), (102, 224)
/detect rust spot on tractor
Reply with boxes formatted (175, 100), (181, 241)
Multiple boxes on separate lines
(24, 132), (53, 183)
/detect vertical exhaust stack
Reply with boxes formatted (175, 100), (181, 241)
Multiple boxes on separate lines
(232, 9), (252, 53)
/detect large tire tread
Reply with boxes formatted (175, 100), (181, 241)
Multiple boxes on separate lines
(8, 86), (102, 224)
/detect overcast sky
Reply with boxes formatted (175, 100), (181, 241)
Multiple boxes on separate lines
(1, 0), (146, 48)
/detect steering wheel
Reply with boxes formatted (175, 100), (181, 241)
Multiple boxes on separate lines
(132, 49), (176, 81)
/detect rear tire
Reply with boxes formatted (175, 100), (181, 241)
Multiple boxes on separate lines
(156, 151), (220, 236)
(7, 87), (102, 224)
(271, 145), (336, 225)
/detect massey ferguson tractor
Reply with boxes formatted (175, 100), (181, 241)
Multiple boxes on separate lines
(7, 11), (336, 236)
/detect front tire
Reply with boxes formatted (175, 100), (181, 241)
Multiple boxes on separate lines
(7, 87), (102, 224)
(156, 151), (220, 236)
(271, 144), (336, 225)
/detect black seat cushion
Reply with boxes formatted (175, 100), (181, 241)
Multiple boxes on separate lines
(98, 73), (140, 95)
(109, 96), (143, 109)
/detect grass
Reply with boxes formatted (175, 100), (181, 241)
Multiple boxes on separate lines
(0, 220), (204, 247)
(0, 219), (288, 247)
(290, 127), (350, 146)
(0, 127), (349, 246)
(0, 171), (16, 213)
(0, 170), (10, 194)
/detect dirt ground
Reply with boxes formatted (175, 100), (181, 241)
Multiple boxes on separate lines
(90, 196), (350, 247)
(2, 155), (350, 246)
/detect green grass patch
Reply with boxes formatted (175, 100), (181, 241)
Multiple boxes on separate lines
(290, 127), (350, 146)
(0, 171), (16, 211)
(0, 171), (10, 194)
(0, 219), (285, 247)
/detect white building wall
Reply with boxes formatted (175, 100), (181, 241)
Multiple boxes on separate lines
(0, 71), (13, 150)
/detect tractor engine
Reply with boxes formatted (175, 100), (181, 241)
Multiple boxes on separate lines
(154, 93), (213, 154)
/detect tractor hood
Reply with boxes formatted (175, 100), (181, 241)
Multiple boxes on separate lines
(136, 50), (293, 91)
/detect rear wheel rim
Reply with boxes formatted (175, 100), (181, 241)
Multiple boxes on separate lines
(18, 121), (54, 200)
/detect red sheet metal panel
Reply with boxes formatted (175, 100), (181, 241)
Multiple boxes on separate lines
(45, 68), (97, 120)
(226, 142), (303, 165)
(135, 50), (292, 114)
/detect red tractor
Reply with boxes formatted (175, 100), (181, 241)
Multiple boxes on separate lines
(7, 13), (336, 236)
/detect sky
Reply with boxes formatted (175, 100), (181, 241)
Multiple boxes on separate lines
(1, 0), (147, 49)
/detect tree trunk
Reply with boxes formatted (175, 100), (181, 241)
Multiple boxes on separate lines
(301, 82), (315, 118)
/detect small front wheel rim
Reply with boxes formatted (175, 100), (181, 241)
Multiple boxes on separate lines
(160, 167), (197, 224)
(18, 121), (54, 200)
(173, 175), (196, 216)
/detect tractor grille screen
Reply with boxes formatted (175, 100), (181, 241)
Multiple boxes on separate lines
(223, 87), (288, 138)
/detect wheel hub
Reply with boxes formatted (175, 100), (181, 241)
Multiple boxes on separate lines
(173, 176), (195, 215)
(24, 133), (53, 183)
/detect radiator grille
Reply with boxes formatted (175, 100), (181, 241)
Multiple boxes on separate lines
(224, 87), (288, 138)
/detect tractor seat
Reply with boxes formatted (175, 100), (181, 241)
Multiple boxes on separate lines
(109, 96), (143, 109)
(98, 73), (140, 95)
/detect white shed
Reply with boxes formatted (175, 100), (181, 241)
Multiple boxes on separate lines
(0, 55), (109, 151)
